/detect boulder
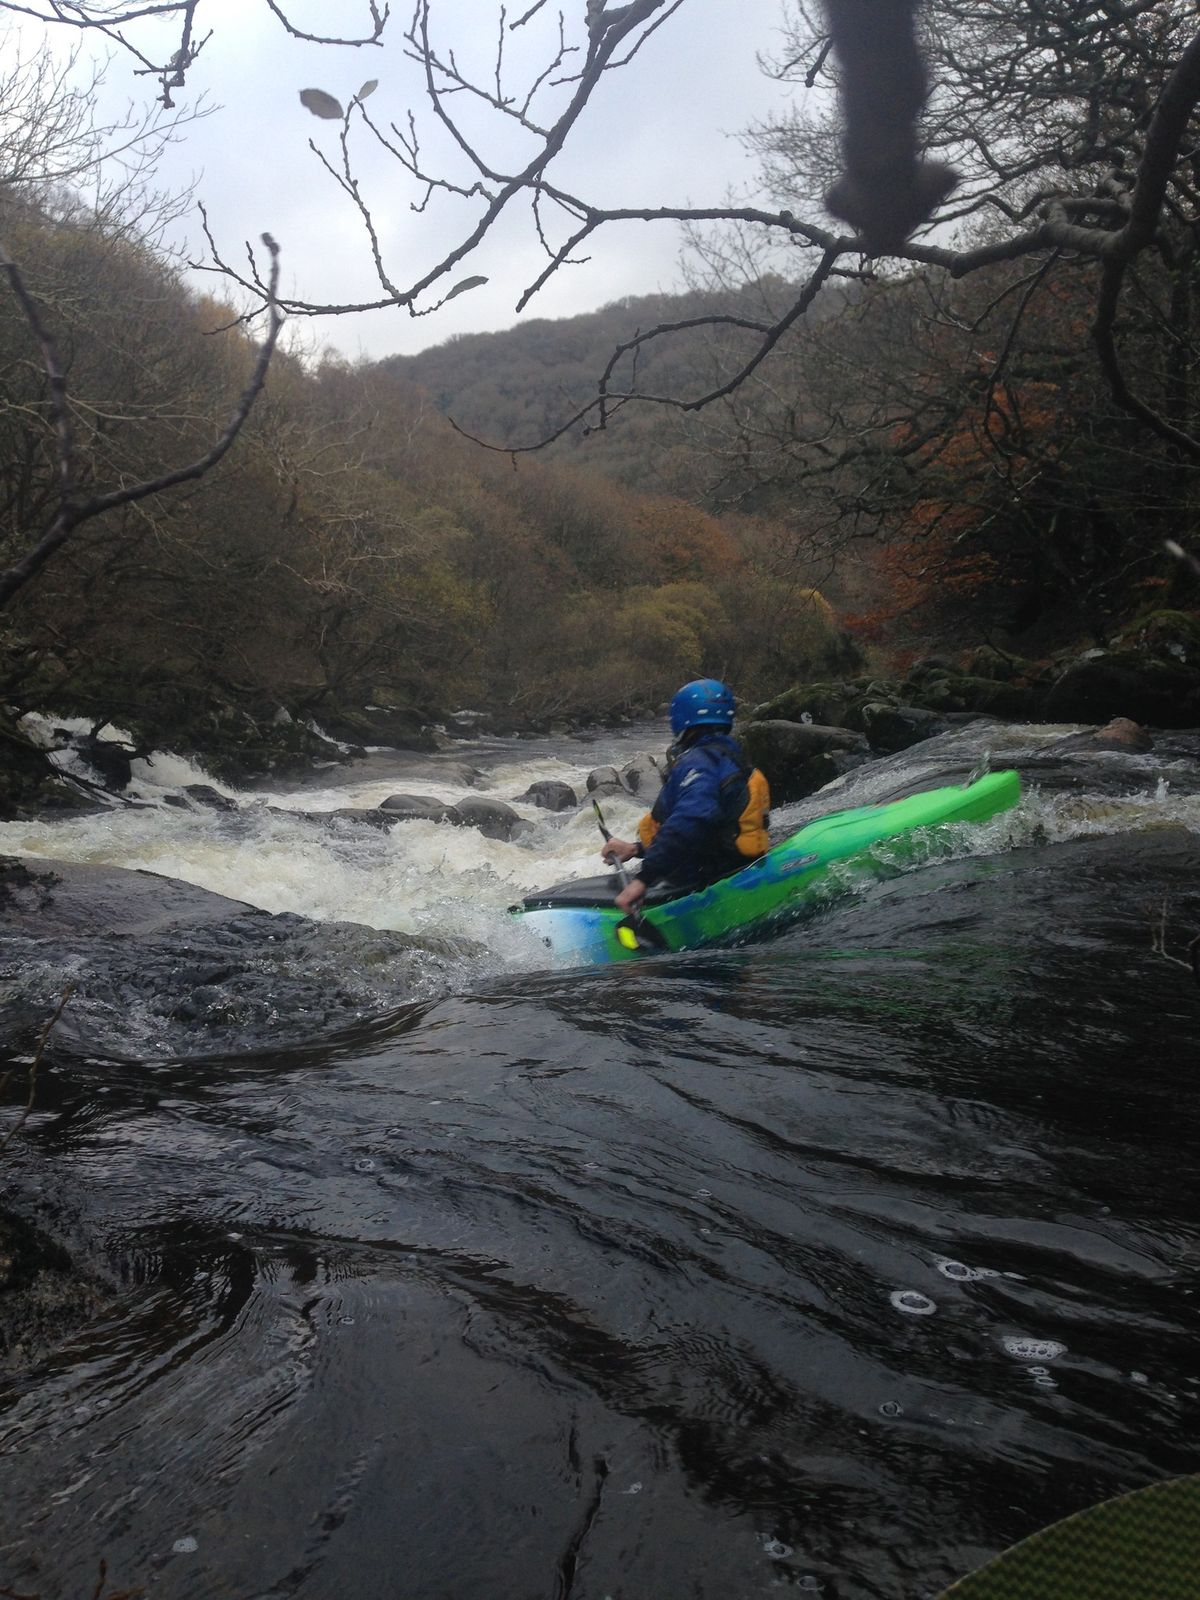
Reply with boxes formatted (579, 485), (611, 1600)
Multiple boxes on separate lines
(76, 734), (136, 790)
(746, 682), (865, 729)
(905, 673), (1039, 719)
(317, 705), (439, 751)
(860, 703), (948, 753)
(585, 765), (622, 793)
(378, 793), (455, 822)
(619, 754), (665, 796)
(447, 796), (525, 841)
(1043, 651), (1200, 727)
(960, 644), (1039, 683)
(905, 655), (958, 680)
(740, 719), (872, 803)
(516, 780), (577, 812)
(1047, 717), (1154, 755)
(953, 676), (1042, 718)
(1112, 609), (1200, 663)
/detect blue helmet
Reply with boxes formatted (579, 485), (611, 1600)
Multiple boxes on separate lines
(669, 678), (736, 736)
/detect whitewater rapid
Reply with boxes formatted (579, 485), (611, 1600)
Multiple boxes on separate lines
(4, 718), (1200, 957)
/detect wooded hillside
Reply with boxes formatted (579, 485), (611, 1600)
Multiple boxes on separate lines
(1, 199), (850, 787)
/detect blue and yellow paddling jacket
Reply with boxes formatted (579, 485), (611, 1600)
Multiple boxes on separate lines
(635, 730), (770, 887)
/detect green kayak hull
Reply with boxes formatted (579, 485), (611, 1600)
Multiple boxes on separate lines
(516, 768), (1021, 963)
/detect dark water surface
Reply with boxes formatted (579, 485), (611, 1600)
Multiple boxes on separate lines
(2, 730), (1199, 1598)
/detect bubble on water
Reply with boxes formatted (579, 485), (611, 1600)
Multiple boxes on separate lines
(1130, 1371), (1149, 1385)
(1002, 1336), (1067, 1361)
(1027, 1366), (1049, 1377)
(622, 1482), (643, 1496)
(172, 1537), (199, 1554)
(353, 1158), (376, 1173)
(1033, 1375), (1058, 1389)
(762, 1538), (793, 1559)
(695, 1188), (712, 1197)
(878, 1400), (904, 1418)
(338, 1315), (356, 1326)
(226, 1231), (243, 1242)
(938, 1260), (971, 1280)
(385, 1127), (403, 1138)
(937, 1259), (999, 1282)
(798, 1578), (823, 1593)
(891, 1290), (937, 1316)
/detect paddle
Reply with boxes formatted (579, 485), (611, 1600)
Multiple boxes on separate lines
(935, 1474), (1200, 1599)
(591, 798), (664, 952)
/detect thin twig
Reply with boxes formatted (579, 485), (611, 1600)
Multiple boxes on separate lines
(0, 981), (75, 1157)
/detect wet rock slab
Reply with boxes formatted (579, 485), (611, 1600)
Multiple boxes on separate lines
(0, 856), (480, 1059)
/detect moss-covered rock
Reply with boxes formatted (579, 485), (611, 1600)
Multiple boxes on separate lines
(960, 645), (1042, 682)
(746, 682), (869, 729)
(1112, 610), (1200, 663)
(1043, 651), (1200, 726)
(123, 701), (354, 784)
(741, 719), (871, 803)
(860, 703), (948, 753)
(951, 676), (1042, 718)
(316, 705), (439, 751)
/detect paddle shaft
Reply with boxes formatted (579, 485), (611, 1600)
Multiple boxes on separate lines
(592, 798), (632, 890)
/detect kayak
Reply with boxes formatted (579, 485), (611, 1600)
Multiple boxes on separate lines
(515, 768), (1021, 964)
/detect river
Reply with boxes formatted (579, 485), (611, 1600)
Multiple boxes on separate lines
(1, 719), (1199, 1598)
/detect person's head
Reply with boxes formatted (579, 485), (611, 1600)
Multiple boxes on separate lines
(668, 678), (736, 742)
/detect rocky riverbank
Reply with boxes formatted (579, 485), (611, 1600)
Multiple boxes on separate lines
(738, 617), (1200, 800)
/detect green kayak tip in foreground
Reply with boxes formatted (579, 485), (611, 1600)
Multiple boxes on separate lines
(516, 768), (1022, 964)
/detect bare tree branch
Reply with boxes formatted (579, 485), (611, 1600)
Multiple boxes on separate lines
(0, 235), (284, 609)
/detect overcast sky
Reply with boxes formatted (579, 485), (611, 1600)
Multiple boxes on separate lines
(11, 0), (808, 360)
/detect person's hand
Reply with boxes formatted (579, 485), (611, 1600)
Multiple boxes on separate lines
(615, 878), (647, 913)
(601, 837), (638, 865)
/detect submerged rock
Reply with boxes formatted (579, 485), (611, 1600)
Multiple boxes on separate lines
(183, 784), (239, 812)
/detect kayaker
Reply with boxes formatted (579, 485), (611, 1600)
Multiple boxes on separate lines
(600, 678), (770, 913)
